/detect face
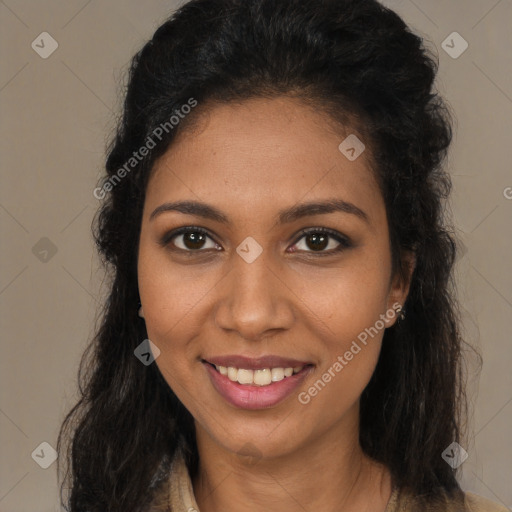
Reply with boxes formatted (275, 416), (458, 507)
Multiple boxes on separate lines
(137, 96), (413, 460)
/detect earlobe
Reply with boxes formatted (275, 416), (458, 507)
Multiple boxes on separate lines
(386, 251), (416, 326)
(384, 301), (405, 328)
(394, 303), (406, 324)
(138, 302), (145, 319)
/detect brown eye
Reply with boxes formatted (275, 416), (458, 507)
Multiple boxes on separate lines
(178, 231), (210, 250)
(161, 227), (219, 252)
(292, 228), (352, 255)
(303, 233), (330, 251)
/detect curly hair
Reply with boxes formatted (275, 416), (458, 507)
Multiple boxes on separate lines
(57, 0), (475, 510)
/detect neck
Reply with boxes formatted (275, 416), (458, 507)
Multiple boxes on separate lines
(191, 412), (392, 512)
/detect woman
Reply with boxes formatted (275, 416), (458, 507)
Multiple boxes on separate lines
(57, 0), (507, 511)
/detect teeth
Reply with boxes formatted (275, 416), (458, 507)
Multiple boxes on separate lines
(254, 368), (272, 386)
(237, 369), (253, 385)
(227, 366), (238, 381)
(215, 364), (305, 386)
(271, 368), (284, 382)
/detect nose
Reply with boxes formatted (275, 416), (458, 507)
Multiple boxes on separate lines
(214, 249), (295, 341)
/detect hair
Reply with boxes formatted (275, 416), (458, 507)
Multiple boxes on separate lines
(57, 0), (478, 510)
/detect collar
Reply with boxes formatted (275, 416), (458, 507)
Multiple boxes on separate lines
(165, 449), (401, 512)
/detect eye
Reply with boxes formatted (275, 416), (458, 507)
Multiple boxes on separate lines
(160, 226), (220, 252)
(160, 226), (352, 255)
(290, 227), (352, 255)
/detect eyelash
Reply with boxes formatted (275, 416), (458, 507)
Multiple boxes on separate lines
(159, 226), (352, 256)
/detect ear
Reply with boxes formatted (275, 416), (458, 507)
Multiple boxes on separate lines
(385, 250), (416, 328)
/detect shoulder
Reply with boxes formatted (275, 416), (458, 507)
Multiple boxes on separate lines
(148, 448), (201, 512)
(464, 491), (508, 512)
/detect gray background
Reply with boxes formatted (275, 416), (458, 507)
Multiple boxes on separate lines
(1, 0), (511, 510)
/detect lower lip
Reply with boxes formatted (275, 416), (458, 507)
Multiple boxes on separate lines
(203, 362), (313, 410)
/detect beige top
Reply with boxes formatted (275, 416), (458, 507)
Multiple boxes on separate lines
(149, 449), (508, 512)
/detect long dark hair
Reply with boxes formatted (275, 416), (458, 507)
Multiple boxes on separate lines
(57, 0), (477, 510)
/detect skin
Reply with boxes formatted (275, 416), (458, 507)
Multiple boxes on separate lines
(137, 96), (415, 512)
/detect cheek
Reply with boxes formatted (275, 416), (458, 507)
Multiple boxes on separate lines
(300, 247), (392, 348)
(137, 236), (214, 337)
(137, 246), (197, 384)
(321, 277), (390, 351)
(297, 245), (391, 396)
(296, 280), (389, 422)
(138, 250), (210, 410)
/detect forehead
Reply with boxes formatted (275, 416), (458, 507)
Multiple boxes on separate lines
(146, 96), (384, 225)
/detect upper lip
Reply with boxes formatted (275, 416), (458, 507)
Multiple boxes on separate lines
(203, 355), (313, 370)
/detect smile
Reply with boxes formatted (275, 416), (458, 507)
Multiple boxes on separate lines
(212, 364), (305, 386)
(203, 360), (314, 410)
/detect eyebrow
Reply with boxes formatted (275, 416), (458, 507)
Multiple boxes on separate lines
(149, 198), (370, 226)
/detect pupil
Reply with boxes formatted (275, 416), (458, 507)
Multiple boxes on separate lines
(307, 233), (328, 251)
(185, 232), (205, 250)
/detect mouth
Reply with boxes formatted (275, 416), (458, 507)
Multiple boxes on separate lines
(201, 357), (315, 410)
(203, 360), (313, 387)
